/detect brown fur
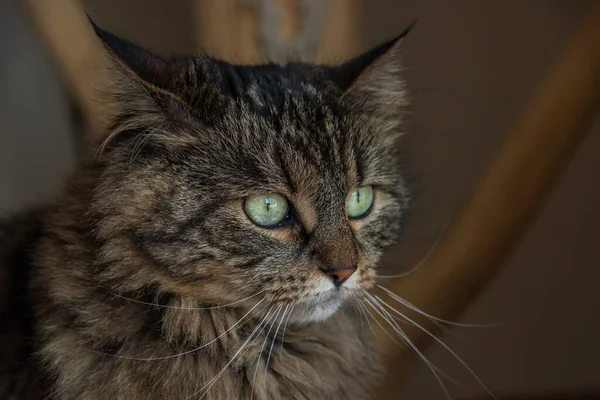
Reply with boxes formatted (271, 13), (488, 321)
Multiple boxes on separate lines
(0, 21), (412, 400)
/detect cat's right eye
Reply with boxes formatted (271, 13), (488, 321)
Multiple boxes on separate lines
(244, 193), (289, 228)
(347, 186), (375, 219)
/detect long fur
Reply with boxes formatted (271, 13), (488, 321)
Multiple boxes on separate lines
(0, 24), (411, 400)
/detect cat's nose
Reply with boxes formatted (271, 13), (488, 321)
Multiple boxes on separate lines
(320, 264), (357, 287)
(314, 224), (359, 287)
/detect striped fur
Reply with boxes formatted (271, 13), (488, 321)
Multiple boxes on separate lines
(0, 22), (411, 400)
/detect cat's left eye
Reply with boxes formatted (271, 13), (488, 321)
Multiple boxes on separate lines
(244, 193), (289, 228)
(347, 186), (374, 219)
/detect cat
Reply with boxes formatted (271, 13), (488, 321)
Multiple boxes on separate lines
(0, 17), (412, 400)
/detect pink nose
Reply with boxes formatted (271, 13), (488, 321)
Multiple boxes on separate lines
(320, 265), (357, 287)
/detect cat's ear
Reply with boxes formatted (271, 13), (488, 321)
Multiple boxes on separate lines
(326, 22), (414, 130)
(88, 15), (175, 92)
(89, 15), (227, 119)
(88, 15), (209, 153)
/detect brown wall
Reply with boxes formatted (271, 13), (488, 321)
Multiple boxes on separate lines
(2, 0), (599, 398)
(0, 0), (74, 214)
(366, 1), (600, 398)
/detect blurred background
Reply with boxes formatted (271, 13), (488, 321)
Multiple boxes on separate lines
(1, 0), (599, 398)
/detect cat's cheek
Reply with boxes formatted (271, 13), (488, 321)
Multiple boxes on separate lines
(356, 266), (376, 291)
(234, 205), (300, 244)
(263, 227), (298, 243)
(341, 272), (359, 289)
(307, 275), (337, 295)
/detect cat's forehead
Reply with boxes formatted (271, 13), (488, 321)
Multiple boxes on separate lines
(177, 65), (386, 194)
(214, 62), (337, 114)
(182, 94), (386, 203)
(200, 65), (349, 149)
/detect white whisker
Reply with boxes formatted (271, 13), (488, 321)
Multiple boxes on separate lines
(428, 319), (477, 343)
(189, 306), (276, 400)
(366, 294), (458, 386)
(279, 304), (295, 357)
(263, 304), (289, 387)
(113, 289), (265, 311)
(377, 221), (449, 279)
(351, 299), (365, 330)
(377, 285), (502, 328)
(251, 305), (282, 400)
(129, 128), (152, 162)
(361, 298), (403, 348)
(99, 298), (266, 361)
(372, 294), (472, 341)
(357, 301), (377, 339)
(364, 294), (452, 399)
(373, 294), (495, 399)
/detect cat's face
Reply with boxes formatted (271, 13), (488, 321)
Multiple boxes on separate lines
(91, 23), (410, 324)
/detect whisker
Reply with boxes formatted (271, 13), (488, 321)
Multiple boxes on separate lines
(251, 305), (282, 400)
(373, 294), (495, 399)
(391, 311), (476, 343)
(361, 299), (446, 380)
(360, 298), (403, 348)
(129, 128), (151, 162)
(98, 297), (266, 361)
(371, 292), (474, 341)
(112, 290), (266, 311)
(279, 304), (295, 357)
(423, 317), (479, 343)
(357, 300), (378, 339)
(364, 294), (452, 399)
(377, 285), (502, 328)
(377, 221), (449, 279)
(263, 304), (289, 387)
(366, 294), (458, 386)
(351, 299), (365, 330)
(96, 128), (124, 160)
(189, 306), (276, 400)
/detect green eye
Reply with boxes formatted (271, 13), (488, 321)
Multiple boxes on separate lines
(347, 186), (374, 219)
(244, 193), (289, 228)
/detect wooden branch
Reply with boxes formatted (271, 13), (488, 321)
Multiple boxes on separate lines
(373, 2), (600, 398)
(20, 0), (107, 135)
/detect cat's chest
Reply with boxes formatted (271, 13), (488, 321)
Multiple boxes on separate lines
(38, 304), (381, 400)
(160, 332), (377, 400)
(84, 317), (380, 400)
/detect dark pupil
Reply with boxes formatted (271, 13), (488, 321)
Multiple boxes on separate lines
(265, 197), (272, 212)
(356, 191), (361, 203)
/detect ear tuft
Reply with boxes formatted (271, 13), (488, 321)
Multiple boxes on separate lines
(87, 13), (170, 88)
(326, 21), (415, 92)
(325, 21), (415, 133)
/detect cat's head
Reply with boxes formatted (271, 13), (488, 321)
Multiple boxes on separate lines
(89, 19), (411, 324)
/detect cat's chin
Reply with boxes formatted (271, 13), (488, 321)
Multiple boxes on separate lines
(288, 293), (346, 324)
(286, 275), (361, 324)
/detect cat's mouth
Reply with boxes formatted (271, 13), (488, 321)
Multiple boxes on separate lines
(291, 294), (345, 323)
(290, 279), (357, 323)
(253, 274), (362, 324)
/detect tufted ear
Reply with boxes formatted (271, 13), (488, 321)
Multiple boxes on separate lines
(88, 15), (212, 154)
(87, 14), (232, 142)
(88, 14), (177, 93)
(326, 22), (415, 131)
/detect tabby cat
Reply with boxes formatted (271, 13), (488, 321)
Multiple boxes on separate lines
(0, 18), (412, 400)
